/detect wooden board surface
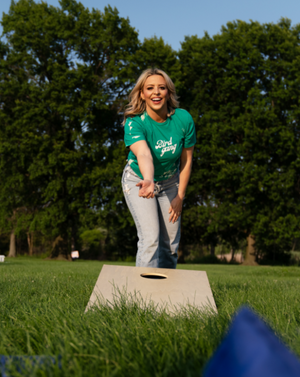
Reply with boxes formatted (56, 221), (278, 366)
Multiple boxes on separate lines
(86, 265), (217, 314)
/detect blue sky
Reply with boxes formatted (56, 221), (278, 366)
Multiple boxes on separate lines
(1, 0), (299, 50)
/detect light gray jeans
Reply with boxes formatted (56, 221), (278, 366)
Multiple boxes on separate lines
(122, 164), (180, 269)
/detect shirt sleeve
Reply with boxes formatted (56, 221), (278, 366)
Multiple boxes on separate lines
(184, 113), (197, 148)
(124, 118), (146, 147)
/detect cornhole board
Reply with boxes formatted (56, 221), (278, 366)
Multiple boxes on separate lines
(85, 265), (217, 314)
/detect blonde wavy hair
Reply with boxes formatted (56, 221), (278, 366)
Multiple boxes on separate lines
(123, 68), (179, 124)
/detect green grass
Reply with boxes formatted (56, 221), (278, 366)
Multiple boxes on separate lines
(1, 258), (300, 376)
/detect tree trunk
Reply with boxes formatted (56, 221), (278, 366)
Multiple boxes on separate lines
(27, 232), (34, 256)
(210, 243), (215, 256)
(242, 235), (258, 266)
(71, 221), (77, 252)
(230, 248), (235, 262)
(51, 235), (71, 260)
(8, 230), (16, 257)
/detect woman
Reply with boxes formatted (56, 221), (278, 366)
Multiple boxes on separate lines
(122, 68), (196, 269)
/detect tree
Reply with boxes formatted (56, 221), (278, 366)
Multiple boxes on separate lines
(134, 36), (182, 85)
(179, 19), (300, 262)
(0, 38), (37, 256)
(0, 0), (139, 257)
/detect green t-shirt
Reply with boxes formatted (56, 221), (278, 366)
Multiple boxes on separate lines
(124, 109), (196, 181)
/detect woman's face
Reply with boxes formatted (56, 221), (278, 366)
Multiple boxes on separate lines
(140, 75), (169, 116)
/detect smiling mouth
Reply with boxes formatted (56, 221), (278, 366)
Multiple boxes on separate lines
(151, 98), (162, 104)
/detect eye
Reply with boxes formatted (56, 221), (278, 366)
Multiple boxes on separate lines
(146, 86), (153, 90)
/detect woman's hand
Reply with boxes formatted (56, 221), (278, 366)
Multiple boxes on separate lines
(136, 179), (155, 199)
(167, 146), (194, 223)
(168, 195), (183, 223)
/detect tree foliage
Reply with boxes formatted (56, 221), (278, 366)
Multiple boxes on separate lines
(179, 19), (300, 261)
(0, 0), (139, 256)
(1, 2), (300, 262)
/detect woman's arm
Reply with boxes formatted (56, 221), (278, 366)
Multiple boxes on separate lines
(169, 146), (194, 223)
(130, 140), (155, 199)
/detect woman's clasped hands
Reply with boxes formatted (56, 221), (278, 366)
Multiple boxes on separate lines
(136, 179), (155, 199)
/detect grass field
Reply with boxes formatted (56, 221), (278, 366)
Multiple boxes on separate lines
(1, 258), (300, 376)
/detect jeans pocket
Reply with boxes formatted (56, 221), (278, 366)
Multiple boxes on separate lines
(127, 165), (140, 179)
(122, 165), (140, 196)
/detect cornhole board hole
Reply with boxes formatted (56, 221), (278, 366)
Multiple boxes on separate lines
(85, 265), (217, 314)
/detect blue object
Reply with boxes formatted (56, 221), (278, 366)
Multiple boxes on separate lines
(204, 306), (300, 377)
(0, 355), (60, 377)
